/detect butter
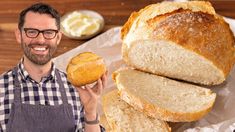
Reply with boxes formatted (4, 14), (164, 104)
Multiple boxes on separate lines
(61, 11), (101, 37)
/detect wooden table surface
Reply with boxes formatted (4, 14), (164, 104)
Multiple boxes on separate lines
(0, 0), (235, 74)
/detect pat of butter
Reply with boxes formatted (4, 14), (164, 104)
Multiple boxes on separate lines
(62, 12), (101, 37)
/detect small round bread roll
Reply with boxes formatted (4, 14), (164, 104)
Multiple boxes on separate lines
(66, 52), (106, 86)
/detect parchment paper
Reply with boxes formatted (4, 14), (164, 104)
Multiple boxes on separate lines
(53, 17), (235, 131)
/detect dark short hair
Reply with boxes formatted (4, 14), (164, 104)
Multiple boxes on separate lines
(18, 3), (60, 30)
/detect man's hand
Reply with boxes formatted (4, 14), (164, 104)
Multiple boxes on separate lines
(76, 71), (108, 119)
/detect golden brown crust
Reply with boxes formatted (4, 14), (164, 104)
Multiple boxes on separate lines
(151, 9), (235, 77)
(113, 69), (216, 122)
(121, 4), (153, 40)
(121, 1), (216, 41)
(121, 42), (130, 68)
(121, 11), (138, 40)
(121, 1), (235, 81)
(66, 52), (106, 86)
(119, 86), (215, 122)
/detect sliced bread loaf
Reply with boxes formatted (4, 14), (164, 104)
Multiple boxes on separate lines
(121, 1), (235, 85)
(112, 69), (216, 122)
(102, 89), (171, 132)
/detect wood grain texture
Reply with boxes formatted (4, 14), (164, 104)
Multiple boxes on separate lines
(0, 0), (234, 74)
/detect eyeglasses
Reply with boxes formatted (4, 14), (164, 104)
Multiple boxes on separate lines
(23, 28), (59, 40)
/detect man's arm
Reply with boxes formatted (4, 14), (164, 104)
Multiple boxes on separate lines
(84, 113), (101, 132)
(77, 72), (107, 132)
(78, 105), (105, 132)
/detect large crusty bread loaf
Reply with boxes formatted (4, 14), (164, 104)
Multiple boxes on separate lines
(66, 52), (106, 86)
(112, 69), (216, 122)
(102, 89), (171, 132)
(121, 1), (235, 85)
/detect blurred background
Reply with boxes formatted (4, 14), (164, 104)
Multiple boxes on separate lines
(0, 0), (234, 74)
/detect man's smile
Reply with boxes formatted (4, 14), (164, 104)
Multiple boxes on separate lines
(31, 46), (49, 55)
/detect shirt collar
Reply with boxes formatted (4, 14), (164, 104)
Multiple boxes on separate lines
(17, 58), (56, 82)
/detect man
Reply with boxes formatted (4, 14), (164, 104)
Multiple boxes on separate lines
(0, 3), (107, 132)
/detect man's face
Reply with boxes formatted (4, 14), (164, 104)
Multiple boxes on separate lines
(16, 11), (61, 65)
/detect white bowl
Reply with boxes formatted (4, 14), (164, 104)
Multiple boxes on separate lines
(60, 10), (105, 40)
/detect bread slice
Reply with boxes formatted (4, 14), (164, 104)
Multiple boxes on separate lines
(121, 1), (235, 85)
(112, 69), (216, 122)
(102, 89), (171, 132)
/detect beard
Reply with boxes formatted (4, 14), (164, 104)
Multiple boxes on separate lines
(21, 41), (57, 65)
